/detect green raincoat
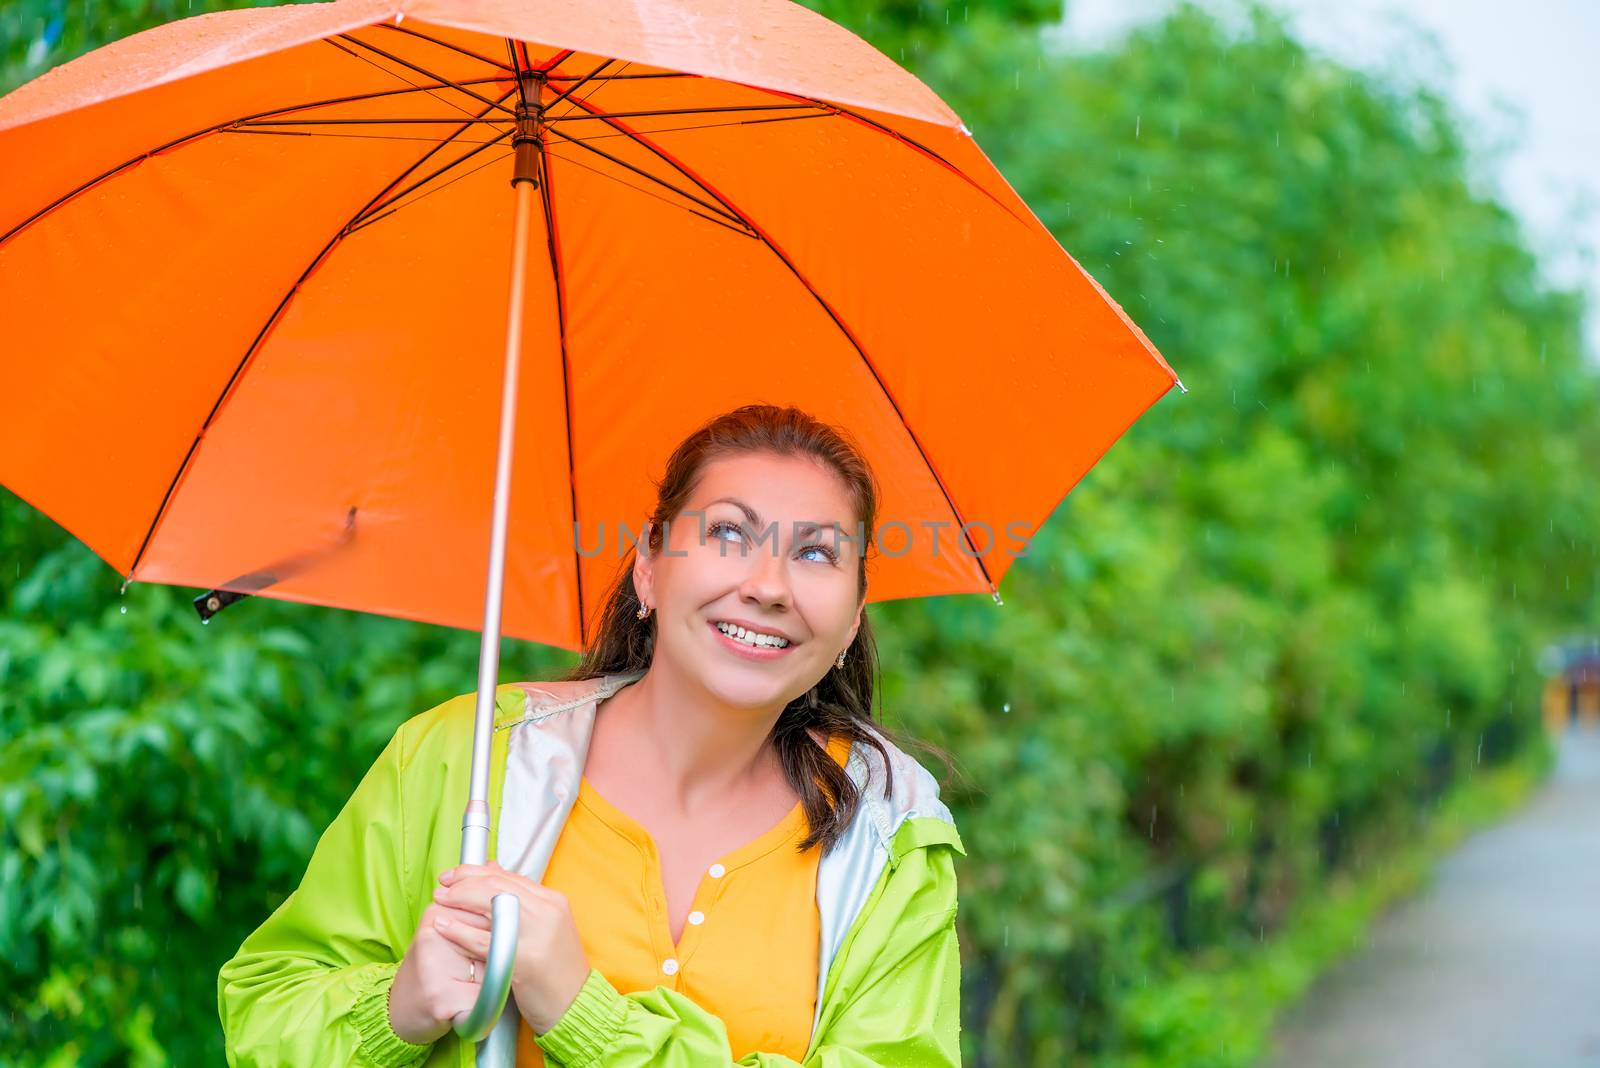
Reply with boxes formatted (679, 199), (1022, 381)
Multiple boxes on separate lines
(217, 671), (966, 1066)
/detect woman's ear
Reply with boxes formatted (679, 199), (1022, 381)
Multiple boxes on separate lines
(632, 521), (653, 606)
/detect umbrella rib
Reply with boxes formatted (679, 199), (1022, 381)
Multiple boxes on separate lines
(554, 111), (835, 144)
(351, 124), (516, 224)
(123, 88), (519, 584)
(533, 48), (575, 73)
(544, 58), (615, 111)
(238, 117), (507, 124)
(346, 138), (516, 234)
(504, 60), (758, 234)
(545, 71), (696, 81)
(507, 37), (531, 109)
(547, 94), (999, 593)
(542, 141), (756, 238)
(375, 22), (514, 71)
(0, 78), (508, 250)
(560, 58), (633, 112)
(542, 125), (747, 230)
(713, 79), (1035, 232)
(336, 33), (517, 118)
(546, 103), (825, 123)
(323, 36), (482, 120)
(533, 133), (588, 647)
(225, 129), (508, 144)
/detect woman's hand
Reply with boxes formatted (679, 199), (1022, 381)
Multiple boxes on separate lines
(432, 861), (592, 1034)
(387, 899), (494, 1045)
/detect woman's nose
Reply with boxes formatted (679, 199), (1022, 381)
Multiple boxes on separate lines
(738, 536), (793, 607)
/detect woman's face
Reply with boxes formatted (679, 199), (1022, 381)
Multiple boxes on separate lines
(634, 450), (865, 712)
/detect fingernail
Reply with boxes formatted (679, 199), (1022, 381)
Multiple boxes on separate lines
(439, 869), (455, 884)
(436, 916), (452, 928)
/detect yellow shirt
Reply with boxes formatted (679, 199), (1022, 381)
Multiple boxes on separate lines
(517, 732), (853, 1065)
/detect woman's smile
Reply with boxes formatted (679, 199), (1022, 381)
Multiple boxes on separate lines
(707, 619), (799, 661)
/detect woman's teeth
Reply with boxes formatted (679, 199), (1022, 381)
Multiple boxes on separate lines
(715, 622), (790, 648)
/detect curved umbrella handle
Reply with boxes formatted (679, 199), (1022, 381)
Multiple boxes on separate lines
(452, 891), (520, 1042)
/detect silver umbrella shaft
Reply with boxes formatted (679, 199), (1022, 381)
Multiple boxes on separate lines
(455, 164), (541, 1057)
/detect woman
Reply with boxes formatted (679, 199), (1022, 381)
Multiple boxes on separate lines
(217, 404), (966, 1066)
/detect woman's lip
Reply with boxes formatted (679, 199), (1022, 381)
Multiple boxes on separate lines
(708, 621), (796, 660)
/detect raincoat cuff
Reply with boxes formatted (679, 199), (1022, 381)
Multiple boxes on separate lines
(532, 967), (626, 1066)
(350, 961), (435, 1068)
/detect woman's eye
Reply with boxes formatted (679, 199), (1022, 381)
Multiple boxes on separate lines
(708, 521), (836, 564)
(709, 520), (745, 543)
(799, 543), (838, 564)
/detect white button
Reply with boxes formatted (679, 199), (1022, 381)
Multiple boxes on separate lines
(662, 958), (680, 975)
(688, 911), (705, 926)
(708, 863), (726, 878)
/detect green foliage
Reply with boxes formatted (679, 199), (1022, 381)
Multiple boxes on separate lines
(3, 0), (1598, 1065)
(798, 0), (1062, 64)
(0, 0), (284, 89)
(865, 3), (1600, 1062)
(0, 534), (570, 1064)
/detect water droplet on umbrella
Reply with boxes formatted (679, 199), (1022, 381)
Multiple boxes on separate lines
(119, 605), (127, 614)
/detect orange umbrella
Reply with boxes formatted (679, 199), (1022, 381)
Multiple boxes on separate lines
(0, 0), (1179, 649)
(0, 0), (1180, 1051)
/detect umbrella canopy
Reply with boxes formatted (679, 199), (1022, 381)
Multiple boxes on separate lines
(0, 0), (1179, 653)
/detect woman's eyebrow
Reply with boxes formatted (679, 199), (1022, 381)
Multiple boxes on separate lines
(704, 497), (845, 539)
(705, 496), (762, 526)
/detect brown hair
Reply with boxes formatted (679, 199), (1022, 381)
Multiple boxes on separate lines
(561, 403), (914, 854)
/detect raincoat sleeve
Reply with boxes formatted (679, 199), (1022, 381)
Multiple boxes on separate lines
(216, 722), (435, 1068)
(532, 837), (963, 1067)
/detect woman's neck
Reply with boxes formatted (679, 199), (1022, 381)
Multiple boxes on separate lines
(593, 664), (787, 816)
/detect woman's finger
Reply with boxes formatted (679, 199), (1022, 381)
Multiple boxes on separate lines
(433, 875), (528, 913)
(440, 904), (491, 929)
(422, 901), (492, 932)
(433, 912), (492, 958)
(438, 861), (521, 886)
(440, 863), (542, 896)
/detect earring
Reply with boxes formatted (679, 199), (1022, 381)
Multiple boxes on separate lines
(835, 650), (847, 669)
(636, 603), (652, 620)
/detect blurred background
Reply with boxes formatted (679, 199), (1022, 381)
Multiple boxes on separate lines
(2, 1), (1596, 1065)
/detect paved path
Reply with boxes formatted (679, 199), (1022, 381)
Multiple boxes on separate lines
(1261, 725), (1600, 1068)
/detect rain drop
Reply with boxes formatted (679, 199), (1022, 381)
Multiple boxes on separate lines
(202, 617), (210, 626)
(119, 605), (128, 615)
(1002, 702), (1010, 714)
